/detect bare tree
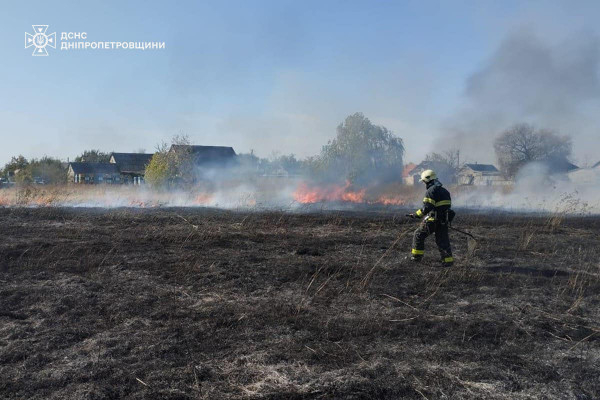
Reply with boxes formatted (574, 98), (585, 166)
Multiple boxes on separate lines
(494, 123), (572, 178)
(424, 148), (461, 183)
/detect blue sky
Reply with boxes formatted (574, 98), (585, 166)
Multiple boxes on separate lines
(1, 0), (599, 166)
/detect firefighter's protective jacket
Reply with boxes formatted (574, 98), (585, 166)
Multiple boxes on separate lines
(415, 180), (452, 219)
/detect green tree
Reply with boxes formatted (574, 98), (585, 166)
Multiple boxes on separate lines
(145, 141), (172, 187)
(3, 156), (67, 185)
(26, 157), (67, 184)
(312, 112), (404, 184)
(272, 154), (302, 176)
(3, 155), (29, 176)
(237, 150), (261, 174)
(74, 150), (111, 163)
(144, 135), (192, 187)
(14, 168), (33, 184)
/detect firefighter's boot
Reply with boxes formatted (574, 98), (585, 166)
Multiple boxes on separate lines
(440, 256), (454, 268)
(410, 248), (424, 263)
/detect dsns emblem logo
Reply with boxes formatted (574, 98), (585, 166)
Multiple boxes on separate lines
(25, 25), (56, 56)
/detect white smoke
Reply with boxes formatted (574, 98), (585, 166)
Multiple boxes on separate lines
(454, 164), (600, 214)
(444, 28), (600, 165)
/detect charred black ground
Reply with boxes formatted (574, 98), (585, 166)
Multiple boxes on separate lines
(1, 207), (599, 399)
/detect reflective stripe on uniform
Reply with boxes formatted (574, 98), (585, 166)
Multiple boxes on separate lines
(423, 197), (451, 208)
(415, 209), (423, 217)
(412, 249), (424, 255)
(443, 256), (453, 263)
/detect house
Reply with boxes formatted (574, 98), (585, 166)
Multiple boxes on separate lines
(458, 163), (510, 186)
(68, 162), (121, 184)
(567, 157), (598, 184)
(109, 153), (154, 184)
(402, 163), (417, 185)
(538, 156), (579, 175)
(568, 166), (600, 185)
(168, 145), (237, 166)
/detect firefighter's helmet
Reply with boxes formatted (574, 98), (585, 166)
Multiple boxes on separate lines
(419, 169), (437, 183)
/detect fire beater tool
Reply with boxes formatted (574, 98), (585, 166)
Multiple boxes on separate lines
(449, 225), (476, 240)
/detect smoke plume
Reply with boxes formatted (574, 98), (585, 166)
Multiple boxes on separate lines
(445, 28), (600, 164)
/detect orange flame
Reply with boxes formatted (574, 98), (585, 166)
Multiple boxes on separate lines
(294, 181), (366, 204)
(294, 181), (408, 206)
(375, 195), (406, 206)
(195, 193), (214, 205)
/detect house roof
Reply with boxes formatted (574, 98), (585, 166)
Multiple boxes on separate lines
(567, 166), (600, 185)
(463, 163), (499, 173)
(110, 153), (154, 173)
(69, 162), (120, 174)
(539, 157), (578, 174)
(169, 145), (237, 164)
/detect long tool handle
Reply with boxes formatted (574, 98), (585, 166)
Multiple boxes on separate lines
(449, 225), (476, 239)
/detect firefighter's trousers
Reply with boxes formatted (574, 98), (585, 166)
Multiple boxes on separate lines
(411, 218), (453, 263)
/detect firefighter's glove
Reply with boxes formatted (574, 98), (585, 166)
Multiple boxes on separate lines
(406, 213), (417, 219)
(448, 209), (456, 223)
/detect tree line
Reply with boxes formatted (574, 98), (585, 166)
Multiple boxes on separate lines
(0, 150), (113, 185)
(142, 113), (406, 187)
(1, 114), (574, 186)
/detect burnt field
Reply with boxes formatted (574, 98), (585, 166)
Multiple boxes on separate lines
(1, 207), (599, 399)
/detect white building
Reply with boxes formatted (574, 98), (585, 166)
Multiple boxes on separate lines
(458, 164), (510, 186)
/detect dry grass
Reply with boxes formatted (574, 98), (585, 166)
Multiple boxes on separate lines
(0, 207), (598, 399)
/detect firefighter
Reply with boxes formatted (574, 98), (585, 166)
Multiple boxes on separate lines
(407, 169), (455, 267)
